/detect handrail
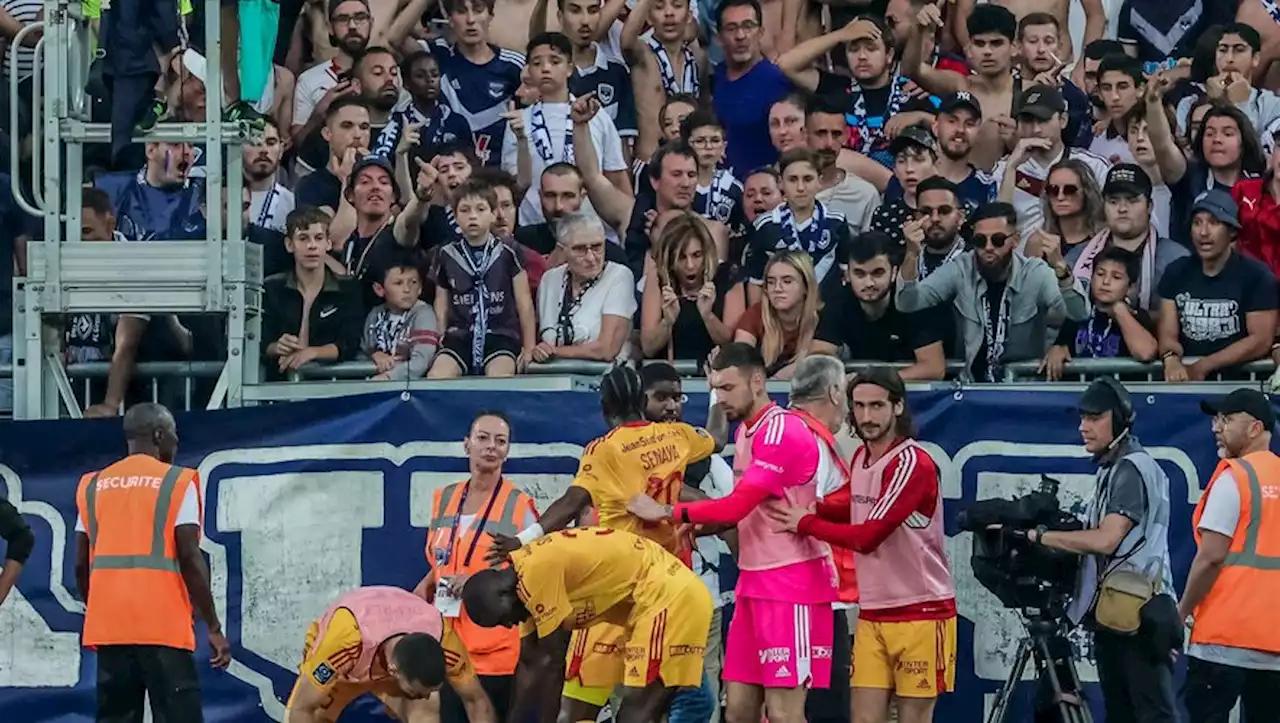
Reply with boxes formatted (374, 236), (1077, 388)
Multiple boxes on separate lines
(290, 359), (972, 380)
(7, 21), (45, 217)
(1002, 357), (1277, 382)
(31, 33), (45, 211)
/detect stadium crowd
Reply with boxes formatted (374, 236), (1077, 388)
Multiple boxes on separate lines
(5, 0), (1280, 414)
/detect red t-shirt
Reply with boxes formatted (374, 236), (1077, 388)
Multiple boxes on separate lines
(735, 302), (799, 368)
(1232, 179), (1280, 279)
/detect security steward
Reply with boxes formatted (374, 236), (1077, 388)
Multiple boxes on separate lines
(414, 410), (539, 723)
(1180, 389), (1280, 721)
(1017, 377), (1179, 723)
(74, 402), (230, 721)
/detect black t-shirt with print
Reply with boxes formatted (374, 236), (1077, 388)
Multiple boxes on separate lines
(340, 226), (421, 310)
(1156, 252), (1279, 357)
(816, 278), (945, 362)
(1055, 307), (1155, 358)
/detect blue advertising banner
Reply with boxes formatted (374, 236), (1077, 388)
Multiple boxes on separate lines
(0, 388), (1224, 721)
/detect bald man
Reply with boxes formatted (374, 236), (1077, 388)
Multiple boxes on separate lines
(75, 403), (230, 721)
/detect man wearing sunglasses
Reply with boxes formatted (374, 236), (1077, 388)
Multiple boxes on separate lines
(896, 201), (1089, 382)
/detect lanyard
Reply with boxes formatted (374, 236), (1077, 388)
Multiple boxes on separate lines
(441, 480), (503, 570)
(255, 186), (277, 229)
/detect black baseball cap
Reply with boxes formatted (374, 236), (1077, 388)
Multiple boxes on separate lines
(1200, 389), (1276, 429)
(889, 125), (938, 156)
(1103, 163), (1153, 199)
(938, 90), (983, 118)
(1016, 84), (1067, 120)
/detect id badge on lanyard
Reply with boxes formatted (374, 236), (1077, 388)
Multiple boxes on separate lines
(433, 482), (502, 618)
(434, 547), (464, 618)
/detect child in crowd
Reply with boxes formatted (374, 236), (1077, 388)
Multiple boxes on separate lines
(428, 180), (537, 378)
(362, 260), (441, 381)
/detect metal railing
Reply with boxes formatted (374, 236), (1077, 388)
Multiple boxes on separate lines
(1003, 358), (1277, 384)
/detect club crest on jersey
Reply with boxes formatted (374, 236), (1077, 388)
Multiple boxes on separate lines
(817, 229), (833, 249)
(712, 202), (731, 222)
(597, 84), (615, 105)
(489, 81), (507, 99)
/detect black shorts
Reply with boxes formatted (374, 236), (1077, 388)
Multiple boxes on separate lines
(97, 644), (202, 723)
(438, 334), (520, 375)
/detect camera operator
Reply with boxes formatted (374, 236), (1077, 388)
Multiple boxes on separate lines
(1178, 390), (1280, 722)
(1006, 377), (1178, 723)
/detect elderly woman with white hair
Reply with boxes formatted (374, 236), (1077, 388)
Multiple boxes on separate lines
(531, 213), (637, 364)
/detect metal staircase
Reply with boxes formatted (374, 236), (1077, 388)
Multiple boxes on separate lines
(7, 0), (263, 419)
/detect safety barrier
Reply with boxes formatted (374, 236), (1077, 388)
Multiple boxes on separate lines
(1002, 358), (1278, 383)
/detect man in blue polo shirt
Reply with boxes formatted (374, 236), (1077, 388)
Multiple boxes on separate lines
(711, 0), (791, 176)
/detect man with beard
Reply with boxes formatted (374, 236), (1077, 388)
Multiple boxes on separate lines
(627, 348), (848, 723)
(245, 118), (296, 236)
(374, 51), (473, 161)
(293, 0), (372, 171)
(295, 97), (373, 213)
(777, 16), (934, 191)
(428, 0), (528, 167)
(897, 201), (1089, 382)
(511, 163), (628, 267)
(768, 366), (956, 723)
(869, 125), (940, 246)
(352, 47), (403, 132)
(806, 95), (881, 235)
(812, 231), (948, 380)
(904, 176), (967, 281)
(1063, 164), (1187, 313)
(887, 91), (995, 214)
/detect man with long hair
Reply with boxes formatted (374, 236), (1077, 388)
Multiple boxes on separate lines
(628, 347), (849, 723)
(769, 366), (956, 723)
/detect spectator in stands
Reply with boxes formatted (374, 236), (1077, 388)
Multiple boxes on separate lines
(897, 202), (1090, 382)
(1180, 95), (1214, 158)
(65, 190), (121, 381)
(474, 168), (520, 239)
(373, 51), (473, 160)
(1039, 158), (1106, 266)
(1159, 190), (1278, 382)
(1174, 24), (1280, 140)
(767, 95), (807, 156)
(534, 213), (635, 364)
(427, 0), (526, 168)
(800, 96), (881, 234)
(712, 0), (792, 175)
(869, 125), (940, 246)
(995, 85), (1111, 239)
(634, 93), (698, 194)
(1233, 135), (1280, 279)
(1125, 79), (1186, 239)
(1015, 13), (1091, 149)
(505, 32), (629, 226)
(362, 260), (441, 381)
(620, 0), (703, 162)
(681, 110), (748, 232)
(262, 207), (363, 380)
(1067, 164), (1187, 313)
(1175, 105), (1266, 241)
(639, 212), (744, 363)
(905, 176), (967, 282)
(1090, 54), (1144, 164)
(1077, 39), (1125, 98)
(734, 250), (820, 380)
(1041, 247), (1158, 380)
(294, 97), (373, 213)
(409, 142), (476, 249)
(291, 0), (372, 171)
(741, 166), (783, 224)
(351, 46), (404, 134)
(106, 139), (207, 241)
(746, 148), (852, 303)
(245, 118), (295, 235)
(429, 180), (536, 377)
(905, 91), (994, 214)
(550, 0), (638, 151)
(812, 231), (947, 380)
(513, 164), (585, 255)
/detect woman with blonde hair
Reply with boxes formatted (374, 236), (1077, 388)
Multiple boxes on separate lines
(1034, 158), (1107, 267)
(733, 251), (820, 380)
(640, 212), (745, 361)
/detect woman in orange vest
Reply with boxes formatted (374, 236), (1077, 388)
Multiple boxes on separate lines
(414, 409), (540, 723)
(73, 402), (231, 721)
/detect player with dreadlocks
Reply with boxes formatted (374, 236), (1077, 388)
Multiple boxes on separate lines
(485, 363), (720, 723)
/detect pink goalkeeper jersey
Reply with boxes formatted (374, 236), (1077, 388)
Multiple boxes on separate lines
(733, 404), (838, 604)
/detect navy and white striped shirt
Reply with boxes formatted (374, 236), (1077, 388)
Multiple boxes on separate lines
(424, 39), (525, 167)
(569, 45), (638, 139)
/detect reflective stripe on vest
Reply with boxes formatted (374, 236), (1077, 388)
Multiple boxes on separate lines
(1225, 459), (1280, 570)
(428, 482), (525, 539)
(84, 465), (185, 573)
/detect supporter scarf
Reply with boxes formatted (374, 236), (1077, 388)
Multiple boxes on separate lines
(918, 239), (965, 280)
(372, 103), (449, 158)
(1268, 0), (1280, 24)
(980, 283), (1011, 383)
(777, 200), (827, 253)
(556, 272), (599, 345)
(460, 236), (501, 370)
(697, 169), (734, 222)
(529, 102), (576, 165)
(255, 185), (279, 229)
(647, 37), (699, 96)
(847, 69), (909, 154)
(1071, 225), (1158, 309)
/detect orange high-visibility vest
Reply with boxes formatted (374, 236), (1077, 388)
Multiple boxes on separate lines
(426, 479), (538, 676)
(75, 454), (202, 651)
(1189, 452), (1280, 653)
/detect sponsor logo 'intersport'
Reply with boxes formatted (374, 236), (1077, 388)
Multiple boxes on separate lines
(0, 389), (1215, 721)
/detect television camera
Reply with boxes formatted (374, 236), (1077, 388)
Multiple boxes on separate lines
(958, 475), (1092, 723)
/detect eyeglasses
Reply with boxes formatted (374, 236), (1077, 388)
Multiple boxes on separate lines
(917, 204), (956, 217)
(720, 20), (760, 36)
(332, 11), (371, 26)
(970, 233), (1012, 249)
(1045, 184), (1079, 198)
(690, 136), (724, 148)
(568, 243), (605, 257)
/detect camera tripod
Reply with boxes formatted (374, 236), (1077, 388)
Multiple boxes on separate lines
(986, 610), (1092, 723)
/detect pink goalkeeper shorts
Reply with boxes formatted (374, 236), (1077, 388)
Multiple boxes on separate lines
(723, 597), (834, 689)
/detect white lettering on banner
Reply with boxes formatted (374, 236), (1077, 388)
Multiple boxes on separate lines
(0, 465), (82, 688)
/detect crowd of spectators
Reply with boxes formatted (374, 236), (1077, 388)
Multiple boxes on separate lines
(4, 0), (1280, 415)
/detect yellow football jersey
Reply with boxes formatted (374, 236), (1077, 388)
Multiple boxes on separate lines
(512, 528), (687, 640)
(570, 421), (715, 553)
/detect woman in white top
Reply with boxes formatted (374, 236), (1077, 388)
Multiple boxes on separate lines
(533, 213), (636, 364)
